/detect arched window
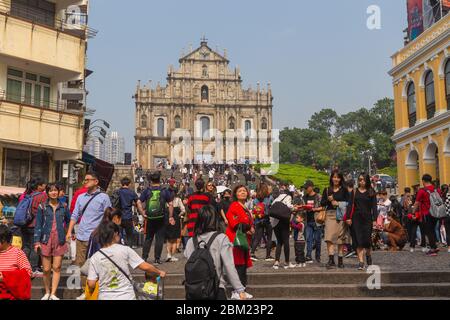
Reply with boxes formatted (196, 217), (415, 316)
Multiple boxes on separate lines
(200, 116), (210, 138)
(261, 117), (268, 130)
(201, 85), (209, 102)
(202, 65), (208, 78)
(174, 116), (181, 129)
(228, 117), (235, 130)
(445, 60), (450, 110)
(140, 114), (147, 128)
(425, 71), (435, 119)
(407, 82), (416, 128)
(245, 120), (251, 138)
(157, 118), (165, 137)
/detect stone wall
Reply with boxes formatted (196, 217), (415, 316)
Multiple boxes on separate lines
(107, 165), (135, 194)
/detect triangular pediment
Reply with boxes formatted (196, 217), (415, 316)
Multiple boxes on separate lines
(179, 42), (229, 63)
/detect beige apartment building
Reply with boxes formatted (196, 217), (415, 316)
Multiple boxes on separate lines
(134, 39), (274, 168)
(0, 0), (95, 189)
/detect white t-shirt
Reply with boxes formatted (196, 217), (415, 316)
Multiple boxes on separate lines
(88, 244), (144, 300)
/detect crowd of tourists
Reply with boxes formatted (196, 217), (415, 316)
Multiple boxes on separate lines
(1, 163), (449, 301)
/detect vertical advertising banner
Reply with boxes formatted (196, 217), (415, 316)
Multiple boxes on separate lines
(407, 0), (424, 40)
(443, 0), (450, 8)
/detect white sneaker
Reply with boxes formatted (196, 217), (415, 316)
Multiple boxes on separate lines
(76, 293), (86, 300)
(273, 263), (279, 270)
(230, 291), (240, 300)
(302, 263), (306, 268)
(410, 248), (414, 253)
(422, 247), (428, 253)
(171, 256), (179, 262)
(41, 293), (50, 300)
(49, 295), (60, 300)
(287, 263), (296, 269)
(244, 292), (253, 299)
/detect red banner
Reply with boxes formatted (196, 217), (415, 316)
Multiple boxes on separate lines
(443, 0), (450, 8)
(407, 0), (424, 40)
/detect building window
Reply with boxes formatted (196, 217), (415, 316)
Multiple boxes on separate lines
(228, 117), (235, 130)
(11, 0), (56, 28)
(245, 120), (251, 138)
(425, 71), (436, 119)
(6, 68), (51, 108)
(261, 118), (268, 130)
(140, 114), (147, 128)
(2, 149), (49, 188)
(157, 118), (165, 137)
(175, 116), (181, 129)
(201, 85), (209, 102)
(202, 65), (208, 78)
(407, 82), (416, 127)
(200, 116), (210, 138)
(445, 60), (450, 110)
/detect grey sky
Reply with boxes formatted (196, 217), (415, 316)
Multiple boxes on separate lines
(86, 0), (406, 154)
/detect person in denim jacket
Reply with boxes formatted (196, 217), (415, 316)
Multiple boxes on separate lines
(33, 183), (71, 300)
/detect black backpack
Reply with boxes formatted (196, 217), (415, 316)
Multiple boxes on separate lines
(110, 189), (121, 209)
(184, 232), (220, 300)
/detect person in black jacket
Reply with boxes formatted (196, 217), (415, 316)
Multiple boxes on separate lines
(345, 174), (378, 271)
(321, 170), (350, 269)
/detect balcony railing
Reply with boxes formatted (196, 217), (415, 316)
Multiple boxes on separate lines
(0, 90), (86, 115)
(0, 0), (98, 39)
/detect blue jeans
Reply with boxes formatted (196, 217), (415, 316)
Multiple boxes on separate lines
(305, 222), (323, 259)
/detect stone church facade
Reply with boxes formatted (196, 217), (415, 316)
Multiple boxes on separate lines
(134, 39), (273, 169)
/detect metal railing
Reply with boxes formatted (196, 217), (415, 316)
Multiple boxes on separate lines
(0, 0), (98, 39)
(0, 90), (86, 115)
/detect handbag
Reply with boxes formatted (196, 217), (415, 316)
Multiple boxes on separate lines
(315, 189), (328, 225)
(85, 281), (99, 300)
(98, 250), (164, 300)
(233, 224), (249, 251)
(315, 210), (327, 225)
(268, 195), (291, 222)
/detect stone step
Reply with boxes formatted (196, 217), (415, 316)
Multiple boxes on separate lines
(31, 282), (450, 300)
(31, 271), (450, 287)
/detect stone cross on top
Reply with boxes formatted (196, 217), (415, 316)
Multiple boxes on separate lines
(200, 35), (208, 45)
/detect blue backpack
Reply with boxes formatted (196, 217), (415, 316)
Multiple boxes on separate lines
(14, 192), (40, 227)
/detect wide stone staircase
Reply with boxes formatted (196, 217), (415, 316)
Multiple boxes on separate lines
(31, 268), (450, 300)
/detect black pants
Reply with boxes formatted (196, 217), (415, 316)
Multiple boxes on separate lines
(294, 240), (306, 264)
(273, 222), (290, 263)
(142, 218), (166, 261)
(121, 219), (135, 247)
(422, 215), (437, 250)
(217, 288), (227, 300)
(235, 265), (247, 287)
(408, 220), (427, 248)
(251, 220), (272, 258)
(21, 227), (40, 270)
(445, 218), (450, 246)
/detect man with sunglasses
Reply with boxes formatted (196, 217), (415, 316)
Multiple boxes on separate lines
(65, 172), (111, 300)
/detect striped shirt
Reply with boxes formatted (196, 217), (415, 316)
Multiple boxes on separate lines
(0, 246), (32, 275)
(187, 192), (212, 237)
(0, 246), (32, 299)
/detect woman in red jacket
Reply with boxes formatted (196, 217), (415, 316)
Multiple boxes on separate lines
(226, 185), (254, 299)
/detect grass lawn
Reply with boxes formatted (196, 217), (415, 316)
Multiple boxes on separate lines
(254, 164), (330, 191)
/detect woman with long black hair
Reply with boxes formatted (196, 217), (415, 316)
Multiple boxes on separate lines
(345, 174), (378, 270)
(184, 205), (249, 300)
(321, 170), (350, 269)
